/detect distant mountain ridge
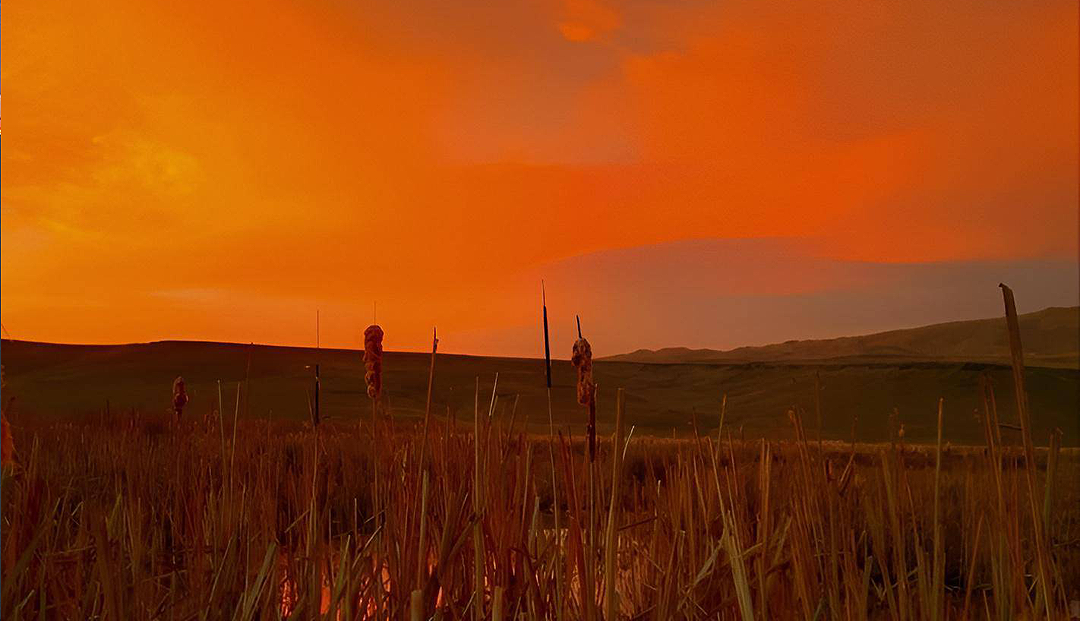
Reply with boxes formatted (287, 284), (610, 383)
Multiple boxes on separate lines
(601, 306), (1079, 368)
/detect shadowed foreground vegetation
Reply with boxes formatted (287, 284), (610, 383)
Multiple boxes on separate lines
(3, 339), (1077, 445)
(2, 389), (1077, 619)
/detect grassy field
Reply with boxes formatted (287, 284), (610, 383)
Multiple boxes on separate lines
(2, 301), (1077, 618)
(1, 403), (1076, 619)
(2, 339), (1077, 445)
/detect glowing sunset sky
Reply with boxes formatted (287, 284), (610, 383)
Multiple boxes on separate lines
(2, 0), (1078, 356)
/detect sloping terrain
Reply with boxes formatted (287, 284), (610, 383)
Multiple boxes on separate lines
(2, 338), (1077, 445)
(604, 306), (1079, 368)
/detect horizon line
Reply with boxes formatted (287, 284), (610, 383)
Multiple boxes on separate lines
(2, 302), (1074, 361)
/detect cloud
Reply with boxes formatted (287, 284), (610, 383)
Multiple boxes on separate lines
(1, 0), (1076, 354)
(525, 238), (1080, 356)
(558, 0), (621, 42)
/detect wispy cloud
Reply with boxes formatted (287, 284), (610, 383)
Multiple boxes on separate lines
(558, 0), (621, 42)
(1, 0), (1076, 354)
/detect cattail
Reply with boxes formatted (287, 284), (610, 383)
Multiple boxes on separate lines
(172, 376), (189, 419)
(572, 325), (598, 621)
(571, 337), (595, 407)
(364, 324), (384, 400)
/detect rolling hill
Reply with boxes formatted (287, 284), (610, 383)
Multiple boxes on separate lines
(603, 306), (1079, 368)
(2, 334), (1077, 446)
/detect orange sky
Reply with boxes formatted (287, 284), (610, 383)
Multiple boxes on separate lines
(2, 0), (1078, 356)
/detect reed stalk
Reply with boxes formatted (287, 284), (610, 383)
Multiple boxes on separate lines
(541, 283), (564, 621)
(473, 376), (485, 621)
(1000, 283), (1053, 617)
(931, 397), (944, 621)
(603, 388), (625, 621)
(1043, 427), (1061, 537)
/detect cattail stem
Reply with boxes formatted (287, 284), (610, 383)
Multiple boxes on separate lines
(586, 430), (596, 621)
(1044, 428), (1061, 536)
(931, 397), (944, 621)
(409, 326), (438, 608)
(492, 586), (505, 621)
(1000, 283), (1053, 616)
(540, 283), (564, 621)
(217, 380), (226, 489)
(473, 377), (485, 621)
(371, 395), (381, 616)
(419, 327), (438, 471)
(546, 387), (564, 621)
(814, 372), (823, 453)
(410, 590), (423, 621)
(313, 363), (320, 427)
(231, 382), (240, 494)
(960, 514), (985, 619)
(414, 471), (429, 615)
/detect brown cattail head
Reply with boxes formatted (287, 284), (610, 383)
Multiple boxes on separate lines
(172, 376), (189, 418)
(571, 337), (595, 407)
(364, 324), (384, 400)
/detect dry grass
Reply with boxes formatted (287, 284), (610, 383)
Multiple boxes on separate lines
(1, 385), (1077, 620)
